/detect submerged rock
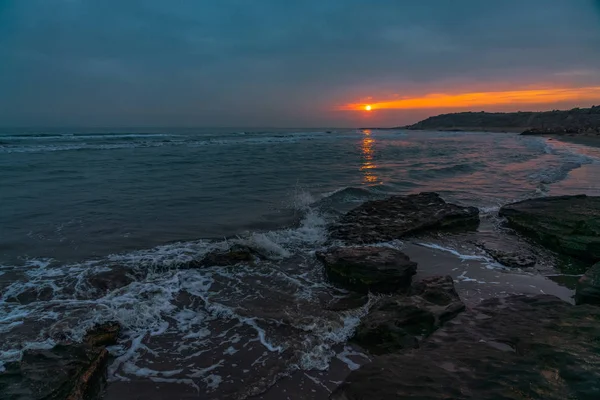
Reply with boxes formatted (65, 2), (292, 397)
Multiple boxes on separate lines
(330, 192), (479, 244)
(87, 268), (135, 294)
(576, 262), (600, 305)
(332, 295), (600, 400)
(353, 276), (465, 355)
(0, 323), (121, 400)
(84, 322), (121, 347)
(476, 237), (537, 268)
(499, 195), (600, 265)
(323, 292), (369, 312)
(315, 246), (417, 293)
(4, 286), (54, 305)
(184, 245), (257, 268)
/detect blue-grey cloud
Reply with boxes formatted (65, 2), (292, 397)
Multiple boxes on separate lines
(1, 0), (600, 127)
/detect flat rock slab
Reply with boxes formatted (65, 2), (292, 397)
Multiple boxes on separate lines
(330, 192), (479, 244)
(475, 237), (537, 268)
(316, 246), (417, 293)
(499, 195), (600, 265)
(576, 262), (600, 305)
(353, 276), (465, 355)
(332, 295), (600, 400)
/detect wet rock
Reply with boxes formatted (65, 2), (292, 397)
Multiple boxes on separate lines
(0, 323), (121, 400)
(315, 246), (417, 293)
(323, 293), (369, 312)
(409, 275), (461, 307)
(84, 322), (121, 347)
(499, 195), (600, 265)
(353, 276), (465, 355)
(576, 262), (600, 305)
(184, 245), (257, 268)
(5, 286), (54, 305)
(330, 192), (479, 244)
(87, 268), (135, 294)
(476, 237), (537, 268)
(332, 295), (600, 400)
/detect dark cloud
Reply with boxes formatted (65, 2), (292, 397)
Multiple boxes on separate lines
(1, 0), (600, 127)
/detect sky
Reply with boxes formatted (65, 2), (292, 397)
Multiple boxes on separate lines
(1, 0), (600, 128)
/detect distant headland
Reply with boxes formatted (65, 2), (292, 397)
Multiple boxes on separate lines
(399, 105), (600, 136)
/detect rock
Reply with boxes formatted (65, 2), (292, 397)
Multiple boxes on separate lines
(499, 195), (600, 264)
(183, 245), (257, 268)
(353, 276), (465, 355)
(4, 286), (54, 305)
(330, 192), (479, 244)
(84, 322), (121, 347)
(87, 268), (135, 294)
(408, 275), (461, 307)
(332, 295), (600, 400)
(576, 262), (600, 305)
(0, 323), (121, 400)
(315, 247), (417, 293)
(323, 293), (369, 312)
(475, 237), (537, 268)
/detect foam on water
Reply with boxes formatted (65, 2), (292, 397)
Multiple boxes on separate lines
(0, 199), (363, 395)
(417, 242), (505, 270)
(0, 132), (357, 154)
(3, 131), (599, 395)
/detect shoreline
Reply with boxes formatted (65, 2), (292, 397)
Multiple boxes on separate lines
(3, 130), (600, 399)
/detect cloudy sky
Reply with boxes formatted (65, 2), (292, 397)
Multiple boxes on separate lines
(1, 0), (600, 127)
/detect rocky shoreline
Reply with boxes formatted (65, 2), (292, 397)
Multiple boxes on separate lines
(2, 192), (600, 399)
(402, 106), (600, 137)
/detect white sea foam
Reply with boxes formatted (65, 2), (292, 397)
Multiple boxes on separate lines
(336, 346), (370, 371)
(0, 133), (357, 154)
(0, 205), (353, 391)
(417, 242), (506, 270)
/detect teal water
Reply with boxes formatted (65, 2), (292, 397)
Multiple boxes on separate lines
(1, 128), (600, 397)
(2, 128), (599, 264)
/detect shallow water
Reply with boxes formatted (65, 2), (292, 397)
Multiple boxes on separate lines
(1, 128), (600, 398)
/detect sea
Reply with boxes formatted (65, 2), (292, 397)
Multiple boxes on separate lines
(1, 128), (600, 399)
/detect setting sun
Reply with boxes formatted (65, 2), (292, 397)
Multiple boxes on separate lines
(339, 86), (600, 111)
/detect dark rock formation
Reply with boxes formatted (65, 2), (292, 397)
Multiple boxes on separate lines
(576, 262), (600, 305)
(353, 276), (465, 355)
(183, 245), (257, 268)
(402, 106), (600, 136)
(522, 126), (600, 135)
(5, 286), (54, 305)
(332, 295), (600, 400)
(87, 268), (135, 294)
(330, 192), (479, 244)
(316, 246), (417, 293)
(475, 237), (537, 268)
(84, 322), (121, 347)
(323, 292), (369, 312)
(0, 323), (120, 400)
(499, 195), (600, 265)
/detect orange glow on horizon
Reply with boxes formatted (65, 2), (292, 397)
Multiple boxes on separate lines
(339, 86), (600, 111)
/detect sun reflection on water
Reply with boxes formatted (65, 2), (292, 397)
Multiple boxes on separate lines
(360, 129), (380, 184)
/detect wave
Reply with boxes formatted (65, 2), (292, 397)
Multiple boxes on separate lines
(1, 195), (373, 393)
(526, 137), (600, 187)
(0, 132), (172, 140)
(0, 133), (357, 154)
(408, 162), (481, 180)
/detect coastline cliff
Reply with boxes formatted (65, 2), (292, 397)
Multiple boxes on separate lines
(402, 105), (600, 136)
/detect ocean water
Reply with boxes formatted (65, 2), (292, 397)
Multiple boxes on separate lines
(1, 128), (600, 398)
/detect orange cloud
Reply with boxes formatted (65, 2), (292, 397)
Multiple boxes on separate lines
(339, 86), (600, 111)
